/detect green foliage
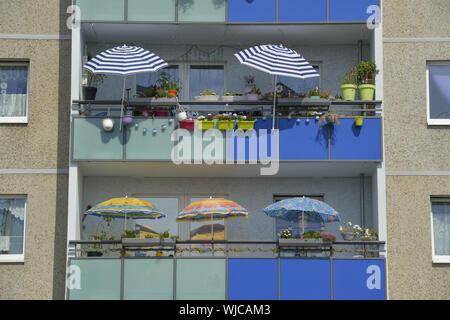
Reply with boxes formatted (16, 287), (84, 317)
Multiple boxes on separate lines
(86, 70), (107, 87)
(300, 231), (323, 239)
(122, 230), (137, 238)
(342, 69), (358, 85)
(355, 61), (379, 84)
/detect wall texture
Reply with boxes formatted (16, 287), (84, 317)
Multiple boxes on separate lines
(0, 0), (71, 299)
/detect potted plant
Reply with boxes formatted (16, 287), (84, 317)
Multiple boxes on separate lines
(216, 113), (236, 130)
(340, 70), (358, 101)
(319, 113), (340, 128)
(247, 86), (261, 101)
(83, 70), (106, 100)
(355, 61), (379, 101)
(356, 227), (378, 241)
(222, 92), (244, 102)
(309, 87), (321, 99)
(196, 114), (215, 130)
(236, 114), (256, 130)
(179, 117), (195, 130)
(167, 81), (179, 98)
(195, 90), (220, 102)
(338, 222), (361, 241)
(320, 91), (331, 99)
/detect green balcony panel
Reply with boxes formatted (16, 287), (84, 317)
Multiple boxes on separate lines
(76, 0), (125, 21)
(124, 259), (174, 300)
(174, 129), (226, 163)
(178, 0), (226, 22)
(176, 259), (226, 300)
(68, 259), (121, 300)
(126, 118), (175, 160)
(128, 0), (176, 22)
(73, 118), (124, 160)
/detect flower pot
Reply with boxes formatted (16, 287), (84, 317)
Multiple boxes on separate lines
(153, 110), (169, 117)
(359, 84), (376, 101)
(122, 112), (134, 126)
(168, 90), (178, 98)
(83, 86), (97, 100)
(195, 95), (220, 102)
(354, 116), (364, 127)
(340, 84), (357, 101)
(247, 94), (259, 101)
(236, 120), (255, 130)
(216, 120), (235, 130)
(197, 120), (215, 130)
(179, 120), (194, 130)
(341, 232), (355, 241)
(309, 95), (321, 99)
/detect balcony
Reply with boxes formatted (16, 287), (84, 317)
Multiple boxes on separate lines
(67, 239), (386, 300)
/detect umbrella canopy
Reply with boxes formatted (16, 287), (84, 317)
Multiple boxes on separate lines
(86, 197), (166, 220)
(263, 197), (340, 223)
(235, 44), (319, 129)
(176, 198), (248, 222)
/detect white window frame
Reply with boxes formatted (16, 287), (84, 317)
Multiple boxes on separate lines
(0, 62), (30, 124)
(426, 61), (450, 126)
(430, 197), (450, 263)
(0, 195), (27, 263)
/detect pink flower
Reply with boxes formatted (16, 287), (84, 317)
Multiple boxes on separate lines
(321, 232), (336, 241)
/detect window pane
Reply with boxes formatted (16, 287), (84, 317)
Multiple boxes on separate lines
(136, 66), (179, 95)
(138, 198), (179, 238)
(76, 0), (124, 21)
(0, 198), (26, 255)
(189, 65), (224, 99)
(178, 0), (226, 22)
(128, 0), (175, 22)
(0, 65), (28, 117)
(429, 65), (450, 120)
(277, 65), (320, 95)
(432, 202), (450, 255)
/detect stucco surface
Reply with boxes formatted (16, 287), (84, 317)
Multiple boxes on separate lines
(386, 176), (450, 300)
(383, 42), (450, 171)
(0, 174), (68, 300)
(0, 39), (71, 169)
(383, 0), (450, 38)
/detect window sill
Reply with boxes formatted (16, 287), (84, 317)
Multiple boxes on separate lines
(0, 255), (24, 263)
(0, 117), (28, 124)
(432, 256), (450, 264)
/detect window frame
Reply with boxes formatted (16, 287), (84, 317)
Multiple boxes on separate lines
(430, 197), (450, 263)
(0, 61), (30, 124)
(426, 61), (450, 126)
(0, 195), (27, 263)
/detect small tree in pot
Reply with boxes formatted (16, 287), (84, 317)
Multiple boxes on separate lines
(83, 70), (107, 100)
(355, 61), (379, 101)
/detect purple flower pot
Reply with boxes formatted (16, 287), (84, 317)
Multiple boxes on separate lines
(122, 115), (134, 126)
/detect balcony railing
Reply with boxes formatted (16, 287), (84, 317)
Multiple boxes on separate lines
(74, 0), (380, 24)
(67, 239), (386, 300)
(71, 99), (383, 162)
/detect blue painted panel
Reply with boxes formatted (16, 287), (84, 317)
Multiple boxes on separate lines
(333, 259), (386, 300)
(330, 0), (380, 22)
(279, 0), (327, 22)
(228, 0), (276, 22)
(281, 259), (331, 300)
(279, 118), (329, 160)
(228, 259), (278, 300)
(330, 118), (381, 160)
(227, 119), (274, 162)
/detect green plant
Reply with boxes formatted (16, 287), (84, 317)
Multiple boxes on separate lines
(156, 88), (168, 98)
(160, 229), (170, 239)
(278, 229), (292, 239)
(342, 69), (358, 85)
(319, 113), (340, 127)
(355, 61), (379, 84)
(85, 70), (107, 87)
(309, 88), (320, 97)
(320, 91), (331, 99)
(248, 86), (261, 95)
(237, 114), (254, 121)
(301, 231), (323, 239)
(200, 90), (216, 96)
(121, 230), (137, 238)
(216, 113), (236, 121)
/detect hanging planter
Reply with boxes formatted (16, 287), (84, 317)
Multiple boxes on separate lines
(354, 116), (364, 127)
(237, 120), (255, 130)
(179, 119), (194, 130)
(216, 120), (235, 130)
(122, 111), (134, 126)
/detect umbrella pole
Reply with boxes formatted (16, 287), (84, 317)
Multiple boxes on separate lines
(302, 211), (305, 235)
(120, 76), (126, 131)
(272, 75), (278, 131)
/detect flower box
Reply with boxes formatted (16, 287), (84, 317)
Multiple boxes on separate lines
(195, 95), (220, 102)
(222, 95), (244, 102)
(216, 120), (235, 130)
(247, 94), (259, 101)
(179, 120), (195, 130)
(236, 120), (255, 130)
(278, 239), (332, 247)
(196, 120), (215, 130)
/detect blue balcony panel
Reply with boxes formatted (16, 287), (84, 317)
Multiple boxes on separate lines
(228, 259), (278, 300)
(330, 118), (382, 161)
(280, 259), (331, 300)
(279, 118), (329, 160)
(228, 0), (276, 22)
(278, 0), (327, 22)
(333, 259), (386, 300)
(329, 0), (380, 22)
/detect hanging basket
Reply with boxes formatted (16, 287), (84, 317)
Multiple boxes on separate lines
(179, 120), (195, 130)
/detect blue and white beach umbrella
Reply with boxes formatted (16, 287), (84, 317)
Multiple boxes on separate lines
(84, 45), (168, 129)
(235, 45), (320, 129)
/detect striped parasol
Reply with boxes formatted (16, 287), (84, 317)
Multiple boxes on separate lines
(84, 45), (168, 130)
(176, 198), (248, 222)
(235, 44), (319, 129)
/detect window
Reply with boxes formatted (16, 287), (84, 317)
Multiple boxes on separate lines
(427, 62), (450, 125)
(0, 62), (29, 123)
(189, 65), (225, 99)
(136, 65), (179, 96)
(431, 198), (450, 263)
(0, 197), (26, 262)
(277, 64), (321, 95)
(274, 194), (324, 238)
(137, 197), (180, 238)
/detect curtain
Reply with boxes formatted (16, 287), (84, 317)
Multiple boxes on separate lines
(0, 66), (28, 117)
(432, 202), (450, 256)
(0, 199), (25, 254)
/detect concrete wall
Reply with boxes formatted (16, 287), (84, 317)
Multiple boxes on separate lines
(0, 0), (71, 299)
(383, 0), (450, 300)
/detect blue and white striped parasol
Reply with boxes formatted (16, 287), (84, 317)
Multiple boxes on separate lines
(84, 45), (168, 129)
(235, 45), (319, 129)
